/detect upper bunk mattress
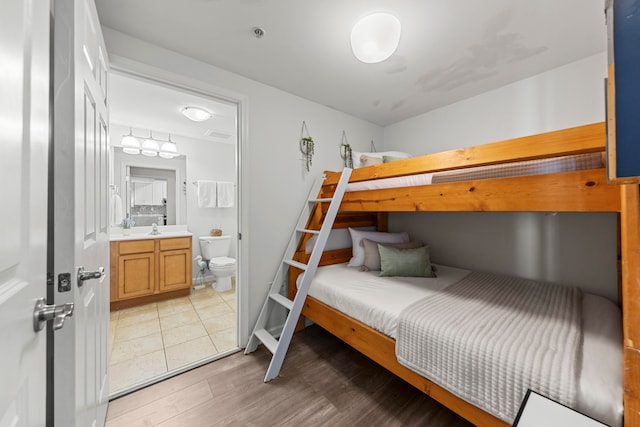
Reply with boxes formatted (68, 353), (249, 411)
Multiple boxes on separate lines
(345, 152), (604, 192)
(303, 262), (622, 427)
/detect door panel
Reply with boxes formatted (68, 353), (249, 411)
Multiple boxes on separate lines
(53, 0), (110, 425)
(0, 0), (50, 425)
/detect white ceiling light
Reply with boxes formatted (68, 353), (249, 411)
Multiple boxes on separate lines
(159, 135), (178, 159)
(181, 106), (212, 122)
(121, 128), (140, 154)
(350, 12), (401, 64)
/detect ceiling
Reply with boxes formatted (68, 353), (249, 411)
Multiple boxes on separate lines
(109, 73), (237, 144)
(96, 0), (607, 126)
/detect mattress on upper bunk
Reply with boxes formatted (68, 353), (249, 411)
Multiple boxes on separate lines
(302, 263), (622, 427)
(345, 152), (604, 192)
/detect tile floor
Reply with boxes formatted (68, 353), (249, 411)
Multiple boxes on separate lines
(109, 282), (237, 394)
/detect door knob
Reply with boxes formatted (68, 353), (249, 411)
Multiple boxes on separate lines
(77, 266), (105, 287)
(33, 298), (74, 332)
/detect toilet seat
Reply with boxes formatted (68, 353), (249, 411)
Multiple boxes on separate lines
(209, 256), (236, 268)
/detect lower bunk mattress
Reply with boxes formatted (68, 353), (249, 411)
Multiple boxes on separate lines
(302, 263), (622, 426)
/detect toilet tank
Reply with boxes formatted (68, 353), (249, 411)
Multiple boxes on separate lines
(199, 235), (232, 260)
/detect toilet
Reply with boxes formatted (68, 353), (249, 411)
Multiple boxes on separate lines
(198, 235), (236, 292)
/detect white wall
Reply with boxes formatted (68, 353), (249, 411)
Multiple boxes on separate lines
(384, 52), (619, 303)
(179, 134), (237, 282)
(384, 53), (607, 154)
(102, 28), (384, 343)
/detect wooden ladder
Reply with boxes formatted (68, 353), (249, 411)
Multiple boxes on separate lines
(244, 168), (352, 382)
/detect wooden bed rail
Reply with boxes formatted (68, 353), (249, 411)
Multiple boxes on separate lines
(323, 122), (606, 186)
(621, 183), (640, 426)
(336, 169), (619, 213)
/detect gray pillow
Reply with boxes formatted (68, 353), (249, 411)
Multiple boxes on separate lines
(360, 238), (424, 271)
(378, 245), (436, 278)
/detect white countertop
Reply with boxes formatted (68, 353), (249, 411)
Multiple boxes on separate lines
(110, 225), (192, 241)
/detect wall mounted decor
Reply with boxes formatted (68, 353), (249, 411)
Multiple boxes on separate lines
(340, 130), (353, 168)
(299, 121), (314, 172)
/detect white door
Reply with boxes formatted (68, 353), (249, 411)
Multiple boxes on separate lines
(0, 0), (51, 426)
(52, 0), (110, 426)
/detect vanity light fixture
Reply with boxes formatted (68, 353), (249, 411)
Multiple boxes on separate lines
(159, 135), (178, 159)
(121, 128), (181, 158)
(121, 128), (141, 155)
(181, 106), (212, 122)
(350, 12), (401, 64)
(141, 131), (160, 157)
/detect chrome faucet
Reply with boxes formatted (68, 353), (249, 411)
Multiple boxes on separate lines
(150, 223), (160, 235)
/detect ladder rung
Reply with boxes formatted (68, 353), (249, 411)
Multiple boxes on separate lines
(309, 198), (332, 203)
(284, 259), (307, 270)
(254, 329), (278, 354)
(296, 228), (320, 235)
(269, 293), (294, 310)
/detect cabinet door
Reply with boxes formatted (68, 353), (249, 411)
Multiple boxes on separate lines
(118, 251), (155, 299)
(159, 249), (191, 292)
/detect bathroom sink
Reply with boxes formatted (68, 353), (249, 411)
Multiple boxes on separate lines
(110, 230), (192, 241)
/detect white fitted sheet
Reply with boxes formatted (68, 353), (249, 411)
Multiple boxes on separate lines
(303, 263), (622, 427)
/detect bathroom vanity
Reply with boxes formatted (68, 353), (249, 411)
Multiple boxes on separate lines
(109, 232), (192, 310)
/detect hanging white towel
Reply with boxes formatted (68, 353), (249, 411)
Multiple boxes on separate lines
(197, 180), (217, 208)
(111, 193), (124, 225)
(216, 181), (234, 208)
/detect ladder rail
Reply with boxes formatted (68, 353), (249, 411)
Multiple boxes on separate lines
(271, 175), (326, 293)
(245, 168), (352, 383)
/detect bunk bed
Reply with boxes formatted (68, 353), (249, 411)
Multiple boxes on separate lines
(286, 122), (640, 427)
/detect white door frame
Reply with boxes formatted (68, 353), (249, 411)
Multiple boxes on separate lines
(107, 59), (250, 349)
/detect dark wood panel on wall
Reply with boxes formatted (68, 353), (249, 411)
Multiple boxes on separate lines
(606, 0), (640, 183)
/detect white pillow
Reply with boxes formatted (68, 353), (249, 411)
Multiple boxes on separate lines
(352, 151), (411, 168)
(347, 227), (410, 267)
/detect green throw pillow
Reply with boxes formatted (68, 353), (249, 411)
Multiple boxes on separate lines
(378, 244), (436, 277)
(382, 155), (404, 163)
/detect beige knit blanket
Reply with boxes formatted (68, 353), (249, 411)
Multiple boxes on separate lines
(396, 271), (582, 423)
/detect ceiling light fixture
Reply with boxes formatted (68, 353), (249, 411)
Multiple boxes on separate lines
(350, 12), (401, 64)
(121, 128), (140, 155)
(181, 106), (212, 122)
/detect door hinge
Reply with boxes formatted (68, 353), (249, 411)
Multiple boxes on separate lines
(238, 232), (242, 240)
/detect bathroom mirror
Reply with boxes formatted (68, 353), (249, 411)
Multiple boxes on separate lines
(129, 170), (171, 226)
(112, 147), (187, 226)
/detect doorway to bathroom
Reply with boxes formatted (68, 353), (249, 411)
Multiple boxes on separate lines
(107, 70), (242, 397)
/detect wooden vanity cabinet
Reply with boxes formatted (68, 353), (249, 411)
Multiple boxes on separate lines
(110, 236), (192, 310)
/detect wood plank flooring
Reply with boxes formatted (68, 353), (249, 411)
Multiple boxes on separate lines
(106, 325), (473, 426)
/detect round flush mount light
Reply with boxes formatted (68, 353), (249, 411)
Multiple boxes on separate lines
(350, 12), (401, 64)
(181, 106), (212, 122)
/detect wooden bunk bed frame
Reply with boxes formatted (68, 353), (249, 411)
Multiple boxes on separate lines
(287, 122), (640, 427)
